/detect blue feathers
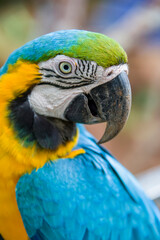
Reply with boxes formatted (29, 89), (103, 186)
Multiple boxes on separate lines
(0, 30), (88, 76)
(16, 125), (160, 240)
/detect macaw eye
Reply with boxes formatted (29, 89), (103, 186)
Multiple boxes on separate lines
(59, 62), (72, 74)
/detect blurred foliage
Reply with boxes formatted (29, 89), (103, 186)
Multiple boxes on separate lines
(0, 2), (34, 64)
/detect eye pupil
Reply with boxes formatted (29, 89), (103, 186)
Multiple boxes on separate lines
(59, 62), (72, 74)
(64, 65), (69, 70)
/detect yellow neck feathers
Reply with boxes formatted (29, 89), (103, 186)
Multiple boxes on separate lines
(0, 60), (78, 179)
(0, 60), (79, 240)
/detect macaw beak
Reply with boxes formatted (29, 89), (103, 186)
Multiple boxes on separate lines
(64, 71), (131, 143)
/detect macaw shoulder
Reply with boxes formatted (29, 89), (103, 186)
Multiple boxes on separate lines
(16, 125), (160, 240)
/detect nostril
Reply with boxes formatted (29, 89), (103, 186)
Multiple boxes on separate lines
(108, 71), (113, 76)
(85, 94), (98, 117)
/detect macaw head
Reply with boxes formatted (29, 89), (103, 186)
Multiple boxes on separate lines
(0, 30), (131, 154)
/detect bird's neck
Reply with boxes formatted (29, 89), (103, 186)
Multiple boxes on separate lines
(0, 61), (79, 240)
(0, 61), (78, 179)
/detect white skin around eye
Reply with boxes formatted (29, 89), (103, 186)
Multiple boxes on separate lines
(38, 55), (76, 78)
(29, 56), (128, 120)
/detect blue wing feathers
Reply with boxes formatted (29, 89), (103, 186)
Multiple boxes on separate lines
(16, 125), (160, 239)
(31, 233), (43, 240)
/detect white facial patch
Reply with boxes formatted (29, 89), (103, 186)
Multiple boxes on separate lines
(28, 55), (128, 120)
(28, 85), (83, 120)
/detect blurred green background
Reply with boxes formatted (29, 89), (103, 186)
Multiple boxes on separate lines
(0, 0), (160, 174)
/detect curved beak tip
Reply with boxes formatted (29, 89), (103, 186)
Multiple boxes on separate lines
(97, 122), (118, 144)
(97, 124), (122, 144)
(97, 72), (132, 144)
(65, 71), (131, 144)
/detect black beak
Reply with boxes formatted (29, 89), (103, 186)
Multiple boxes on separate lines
(64, 71), (131, 143)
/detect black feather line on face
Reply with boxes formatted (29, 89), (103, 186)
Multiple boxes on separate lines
(40, 67), (56, 74)
(37, 80), (94, 89)
(91, 64), (94, 78)
(86, 62), (90, 76)
(81, 60), (86, 72)
(8, 90), (76, 150)
(39, 59), (96, 89)
(77, 60), (83, 75)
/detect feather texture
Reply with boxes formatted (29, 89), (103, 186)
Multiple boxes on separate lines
(16, 125), (160, 240)
(0, 30), (127, 76)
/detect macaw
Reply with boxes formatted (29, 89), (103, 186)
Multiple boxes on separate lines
(0, 30), (159, 240)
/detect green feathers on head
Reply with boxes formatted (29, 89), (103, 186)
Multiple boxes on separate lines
(0, 30), (127, 76)
(69, 31), (128, 68)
